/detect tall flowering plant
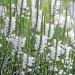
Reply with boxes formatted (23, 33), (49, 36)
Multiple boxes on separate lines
(0, 0), (75, 75)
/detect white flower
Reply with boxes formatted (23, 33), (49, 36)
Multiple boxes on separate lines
(54, 66), (58, 72)
(57, 46), (62, 56)
(39, 49), (44, 53)
(56, 57), (60, 61)
(55, 0), (60, 10)
(58, 70), (63, 75)
(66, 16), (73, 29)
(62, 59), (64, 63)
(66, 46), (72, 57)
(10, 17), (16, 33)
(68, 29), (75, 43)
(22, 53), (28, 69)
(50, 24), (55, 39)
(35, 35), (40, 50)
(59, 15), (65, 27)
(17, 0), (27, 9)
(51, 0), (55, 9)
(41, 35), (47, 48)
(11, 49), (16, 56)
(22, 0), (27, 9)
(45, 24), (54, 40)
(11, 4), (15, 13)
(54, 14), (60, 25)
(53, 39), (56, 47)
(36, 10), (42, 32)
(48, 43), (50, 45)
(27, 57), (35, 66)
(0, 5), (6, 17)
(59, 15), (73, 28)
(31, 0), (37, 28)
(31, 8), (37, 28)
(45, 23), (49, 36)
(32, 0), (36, 8)
(4, 16), (16, 35)
(70, 2), (75, 19)
(57, 41), (64, 55)
(0, 5), (3, 17)
(28, 68), (32, 72)
(6, 34), (26, 50)
(11, 4), (15, 8)
(51, 0), (60, 14)
(4, 17), (9, 36)
(49, 47), (56, 60)
(17, 0), (27, 15)
(35, 35), (47, 52)
(18, 36), (26, 48)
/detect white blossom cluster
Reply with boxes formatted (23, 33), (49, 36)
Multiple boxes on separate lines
(60, 15), (73, 29)
(4, 17), (9, 36)
(17, 0), (27, 15)
(70, 2), (75, 19)
(36, 10), (42, 32)
(5, 34), (35, 72)
(34, 35), (40, 50)
(0, 5), (6, 17)
(51, 0), (74, 31)
(31, 0), (37, 28)
(35, 35), (47, 53)
(13, 51), (35, 74)
(31, 0), (43, 31)
(51, 0), (75, 44)
(11, 17), (16, 33)
(67, 29), (75, 44)
(45, 23), (55, 39)
(6, 34), (26, 51)
(4, 16), (16, 36)
(46, 41), (73, 75)
(58, 58), (73, 75)
(46, 40), (73, 61)
(0, 1), (37, 73)
(5, 33), (35, 73)
(0, 0), (75, 74)
(11, 4), (16, 14)
(22, 52), (35, 70)
(51, 0), (61, 14)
